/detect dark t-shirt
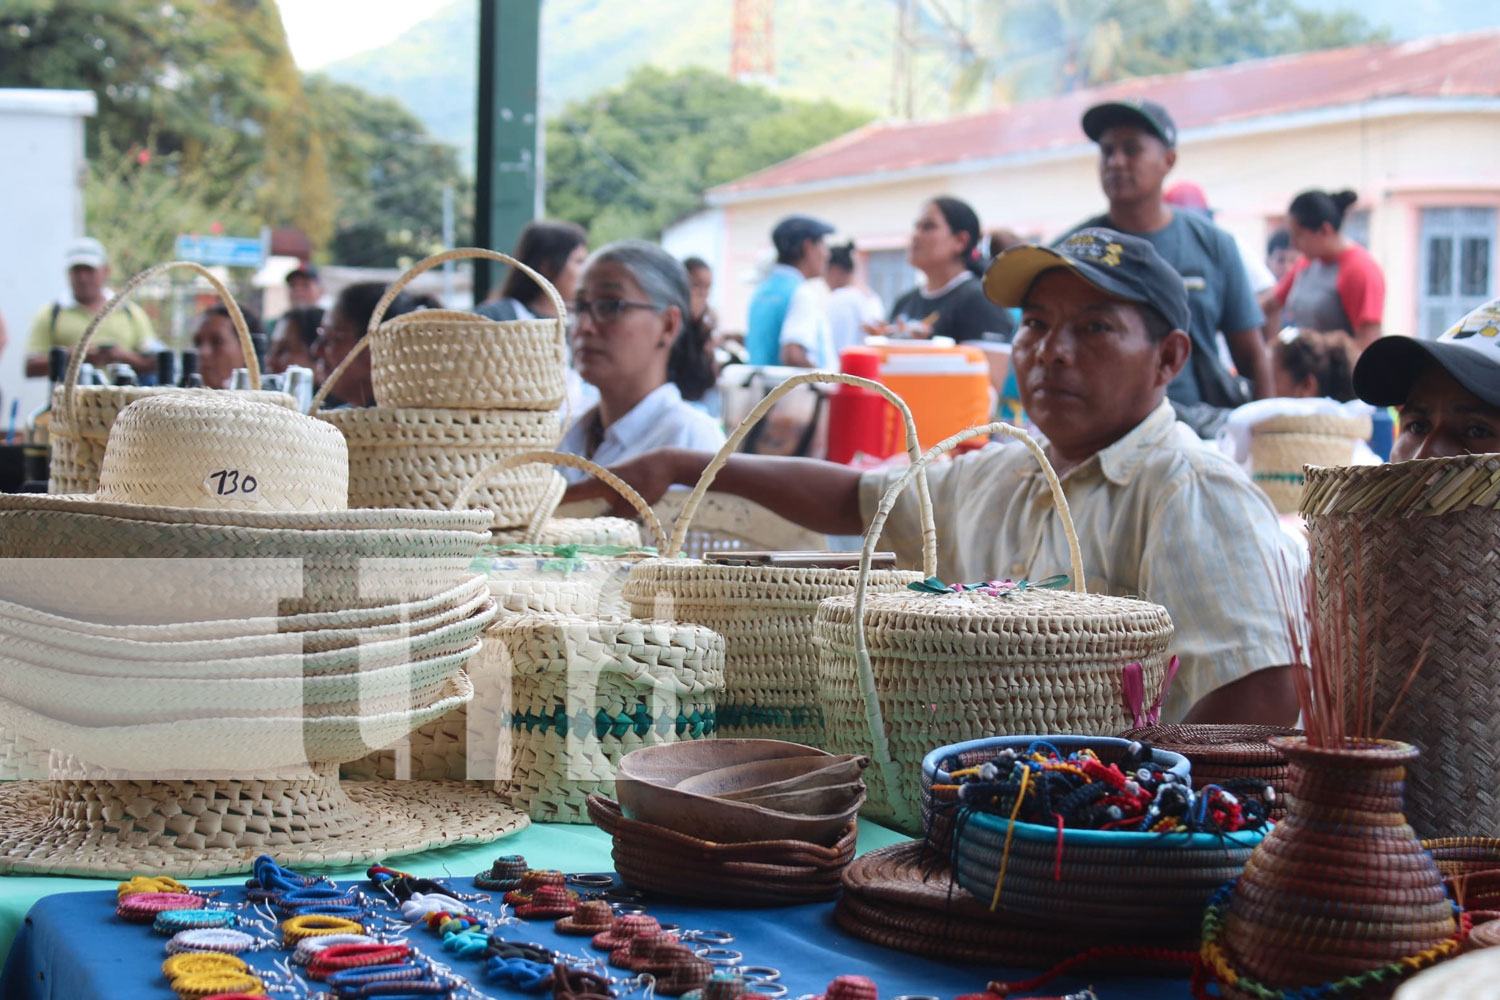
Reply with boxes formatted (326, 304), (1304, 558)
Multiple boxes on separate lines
(1061, 211), (1264, 405)
(889, 273), (1015, 343)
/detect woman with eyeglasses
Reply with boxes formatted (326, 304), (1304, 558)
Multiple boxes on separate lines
(557, 241), (725, 480)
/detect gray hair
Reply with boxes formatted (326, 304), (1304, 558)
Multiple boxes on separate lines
(583, 240), (691, 321)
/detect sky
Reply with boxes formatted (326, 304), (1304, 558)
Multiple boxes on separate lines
(278, 0), (456, 70)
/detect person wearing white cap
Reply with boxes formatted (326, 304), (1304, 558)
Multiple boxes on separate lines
(25, 237), (157, 378)
(1352, 298), (1500, 462)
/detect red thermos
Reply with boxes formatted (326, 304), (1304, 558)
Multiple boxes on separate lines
(827, 347), (901, 465)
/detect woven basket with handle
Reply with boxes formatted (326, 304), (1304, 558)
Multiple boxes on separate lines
(1301, 454), (1500, 838)
(347, 452), (670, 782)
(319, 247), (568, 411)
(623, 372), (933, 748)
(49, 261), (296, 494)
(814, 422), (1176, 832)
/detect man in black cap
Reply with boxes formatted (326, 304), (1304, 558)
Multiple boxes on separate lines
(746, 215), (835, 368)
(1352, 297), (1500, 462)
(567, 229), (1302, 725)
(1060, 99), (1271, 433)
(285, 263), (323, 310)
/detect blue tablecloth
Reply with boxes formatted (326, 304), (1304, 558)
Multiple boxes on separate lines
(1, 857), (1193, 1000)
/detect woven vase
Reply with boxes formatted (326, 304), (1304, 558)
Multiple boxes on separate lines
(624, 371), (932, 748)
(1249, 412), (1371, 515)
(815, 422), (1174, 832)
(1209, 737), (1459, 999)
(48, 261), (294, 494)
(1301, 455), (1500, 837)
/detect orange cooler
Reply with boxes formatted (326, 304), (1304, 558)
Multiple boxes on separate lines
(827, 342), (993, 463)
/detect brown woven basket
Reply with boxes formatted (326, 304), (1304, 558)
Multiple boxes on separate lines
(815, 421), (1175, 832)
(1301, 455), (1500, 838)
(1120, 724), (1301, 819)
(587, 794), (855, 905)
(316, 247), (567, 411)
(624, 372), (933, 748)
(49, 261), (295, 494)
(1426, 839), (1500, 879)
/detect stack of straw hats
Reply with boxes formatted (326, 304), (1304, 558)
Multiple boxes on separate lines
(0, 390), (526, 876)
(311, 248), (568, 534)
(49, 261), (296, 494)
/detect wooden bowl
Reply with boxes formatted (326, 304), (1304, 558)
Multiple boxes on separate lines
(678, 753), (869, 800)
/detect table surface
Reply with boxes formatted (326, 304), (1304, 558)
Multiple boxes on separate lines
(0, 822), (1195, 1000)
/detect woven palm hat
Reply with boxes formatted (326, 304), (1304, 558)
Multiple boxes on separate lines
(814, 976), (878, 1000)
(515, 884), (578, 919)
(554, 899), (614, 935)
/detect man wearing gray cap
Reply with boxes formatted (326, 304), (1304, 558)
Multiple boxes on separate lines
(25, 237), (156, 378)
(746, 215), (835, 368)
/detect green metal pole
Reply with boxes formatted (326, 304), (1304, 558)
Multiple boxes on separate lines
(474, 0), (542, 299)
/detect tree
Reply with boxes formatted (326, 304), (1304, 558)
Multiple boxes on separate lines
(545, 67), (872, 244)
(303, 76), (472, 269)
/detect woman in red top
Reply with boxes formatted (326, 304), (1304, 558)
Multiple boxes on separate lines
(1263, 189), (1386, 352)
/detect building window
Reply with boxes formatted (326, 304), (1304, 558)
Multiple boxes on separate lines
(1419, 208), (1496, 339)
(1343, 209), (1371, 249)
(865, 249), (915, 315)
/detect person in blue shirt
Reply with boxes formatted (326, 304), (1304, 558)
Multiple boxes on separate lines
(745, 215), (834, 368)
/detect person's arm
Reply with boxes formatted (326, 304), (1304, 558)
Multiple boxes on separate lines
(1337, 251), (1385, 352)
(561, 447), (865, 535)
(780, 342), (814, 367)
(1182, 664), (1298, 725)
(1226, 327), (1275, 399)
(779, 283), (823, 368)
(23, 306), (54, 377)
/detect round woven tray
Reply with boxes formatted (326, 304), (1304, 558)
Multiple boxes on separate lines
(587, 794), (854, 905)
(1302, 455), (1500, 838)
(1426, 839), (1500, 878)
(1394, 948), (1500, 999)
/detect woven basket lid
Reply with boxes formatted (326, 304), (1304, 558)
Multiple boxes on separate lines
(1393, 947), (1500, 998)
(92, 392), (347, 512)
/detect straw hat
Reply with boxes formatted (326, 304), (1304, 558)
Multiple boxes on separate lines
(591, 913), (661, 951)
(515, 885), (577, 919)
(652, 947), (713, 997)
(682, 970), (747, 1000)
(1393, 948), (1500, 999)
(554, 900), (615, 935)
(814, 976), (878, 1000)
(475, 854), (529, 891)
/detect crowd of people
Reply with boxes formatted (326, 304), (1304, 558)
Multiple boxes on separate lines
(16, 93), (1498, 730)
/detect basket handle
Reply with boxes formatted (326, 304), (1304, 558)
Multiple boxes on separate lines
(852, 421), (1086, 810)
(58, 260), (261, 427)
(667, 370), (938, 576)
(307, 246), (568, 414)
(450, 449), (669, 553)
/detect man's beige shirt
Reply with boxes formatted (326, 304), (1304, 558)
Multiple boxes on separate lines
(858, 401), (1304, 721)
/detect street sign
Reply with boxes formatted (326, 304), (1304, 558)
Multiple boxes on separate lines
(173, 235), (265, 268)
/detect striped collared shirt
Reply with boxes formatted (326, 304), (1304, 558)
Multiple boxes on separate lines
(858, 400), (1303, 721)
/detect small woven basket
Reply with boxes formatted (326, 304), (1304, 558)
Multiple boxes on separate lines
(814, 421), (1175, 832)
(1301, 454), (1500, 838)
(1120, 723), (1300, 820)
(492, 615), (726, 823)
(49, 261), (295, 494)
(317, 247), (567, 411)
(314, 405), (561, 531)
(624, 372), (933, 748)
(1249, 412), (1371, 515)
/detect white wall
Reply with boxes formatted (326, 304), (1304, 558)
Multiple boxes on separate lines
(660, 207), (728, 321)
(0, 90), (96, 420)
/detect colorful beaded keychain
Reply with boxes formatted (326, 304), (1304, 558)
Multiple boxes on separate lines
(154, 908), (237, 936)
(164, 928), (258, 956)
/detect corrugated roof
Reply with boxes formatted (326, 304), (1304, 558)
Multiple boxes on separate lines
(710, 30), (1500, 197)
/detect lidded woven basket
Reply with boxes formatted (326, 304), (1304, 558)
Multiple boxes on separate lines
(814, 422), (1175, 832)
(623, 372), (931, 748)
(1249, 411), (1371, 514)
(48, 261), (295, 494)
(320, 247), (568, 411)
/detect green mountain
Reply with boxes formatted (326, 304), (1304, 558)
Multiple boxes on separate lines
(320, 0), (895, 164)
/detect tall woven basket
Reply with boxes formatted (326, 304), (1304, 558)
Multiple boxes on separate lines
(318, 247), (568, 411)
(49, 261), (294, 494)
(1301, 454), (1500, 838)
(1250, 412), (1372, 515)
(814, 422), (1175, 832)
(345, 452), (669, 782)
(623, 372), (935, 748)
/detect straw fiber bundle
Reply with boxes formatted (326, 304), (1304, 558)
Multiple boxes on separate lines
(815, 422), (1174, 831)
(315, 248), (567, 411)
(1250, 411), (1372, 514)
(494, 615), (725, 822)
(625, 372), (932, 748)
(587, 795), (854, 905)
(1301, 455), (1500, 838)
(48, 261), (295, 494)
(315, 405), (561, 531)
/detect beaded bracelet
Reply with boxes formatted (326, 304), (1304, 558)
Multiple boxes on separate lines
(292, 933), (378, 965)
(154, 908), (237, 936)
(118, 875), (192, 899)
(325, 963), (432, 989)
(165, 928), (258, 956)
(307, 942), (412, 981)
(118, 892), (206, 923)
(162, 951), (249, 980)
(275, 886), (359, 914)
(170, 969), (266, 999)
(281, 914), (365, 945)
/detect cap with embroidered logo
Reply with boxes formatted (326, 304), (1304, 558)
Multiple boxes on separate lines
(1353, 298), (1500, 409)
(982, 227), (1191, 333)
